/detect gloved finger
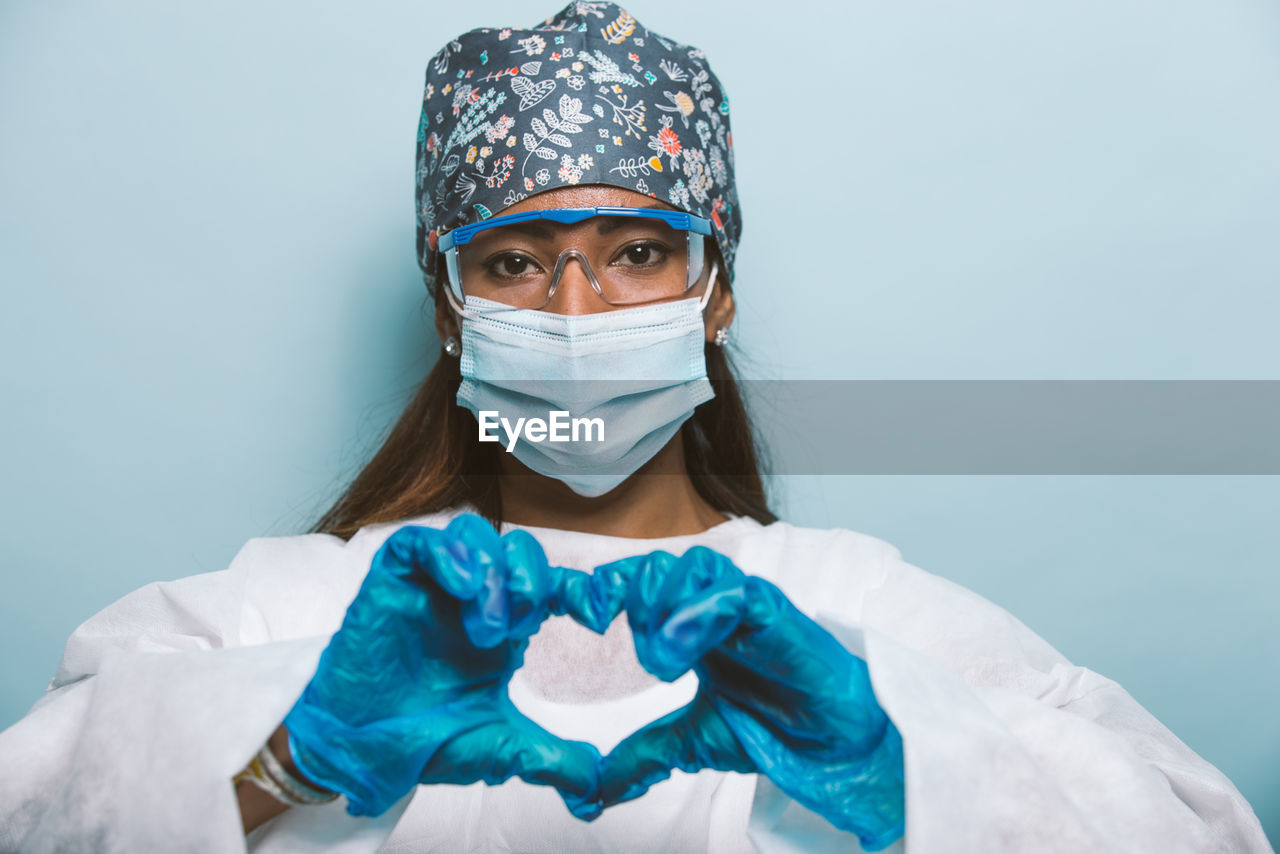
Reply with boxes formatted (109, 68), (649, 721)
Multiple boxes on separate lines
(625, 550), (678, 631)
(599, 692), (754, 808)
(459, 553), (508, 649)
(409, 514), (504, 601)
(497, 528), (554, 641)
(599, 704), (696, 807)
(712, 696), (906, 851)
(501, 716), (603, 821)
(628, 548), (747, 681)
(362, 526), (473, 628)
(709, 578), (875, 713)
(460, 525), (560, 648)
(697, 576), (817, 697)
(421, 716), (604, 821)
(701, 577), (894, 758)
(548, 561), (630, 634)
(621, 551), (679, 676)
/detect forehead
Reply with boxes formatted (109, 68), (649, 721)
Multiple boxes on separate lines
(499, 183), (677, 217)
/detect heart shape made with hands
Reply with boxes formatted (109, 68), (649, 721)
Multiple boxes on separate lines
(285, 514), (905, 852)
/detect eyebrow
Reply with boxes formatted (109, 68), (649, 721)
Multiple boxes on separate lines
(505, 222), (555, 240)
(598, 206), (669, 234)
(495, 206), (673, 241)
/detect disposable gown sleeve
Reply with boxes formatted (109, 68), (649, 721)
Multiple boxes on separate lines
(745, 546), (1272, 854)
(0, 529), (412, 854)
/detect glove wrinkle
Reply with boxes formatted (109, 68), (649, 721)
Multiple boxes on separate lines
(283, 515), (604, 820)
(594, 545), (907, 851)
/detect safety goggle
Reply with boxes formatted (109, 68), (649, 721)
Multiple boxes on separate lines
(430, 206), (714, 312)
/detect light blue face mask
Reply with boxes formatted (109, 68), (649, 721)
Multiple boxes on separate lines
(455, 266), (718, 497)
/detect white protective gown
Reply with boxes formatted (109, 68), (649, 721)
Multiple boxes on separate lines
(0, 509), (1270, 853)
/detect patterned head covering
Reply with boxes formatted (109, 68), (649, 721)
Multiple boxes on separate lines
(415, 1), (741, 300)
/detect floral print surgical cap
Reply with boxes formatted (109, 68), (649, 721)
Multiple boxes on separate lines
(415, 1), (742, 299)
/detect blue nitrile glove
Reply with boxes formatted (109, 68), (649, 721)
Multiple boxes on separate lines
(597, 546), (905, 852)
(283, 514), (606, 819)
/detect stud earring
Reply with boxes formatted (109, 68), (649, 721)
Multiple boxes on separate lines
(443, 336), (461, 357)
(713, 327), (730, 347)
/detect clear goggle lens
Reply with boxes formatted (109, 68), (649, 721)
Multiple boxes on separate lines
(442, 214), (708, 310)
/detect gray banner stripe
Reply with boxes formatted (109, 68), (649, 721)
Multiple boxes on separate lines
(744, 381), (1280, 474)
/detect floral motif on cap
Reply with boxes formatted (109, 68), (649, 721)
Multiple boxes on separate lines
(415, 2), (741, 298)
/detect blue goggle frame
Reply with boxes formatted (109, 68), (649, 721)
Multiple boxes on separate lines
(433, 206), (713, 309)
(436, 206), (713, 251)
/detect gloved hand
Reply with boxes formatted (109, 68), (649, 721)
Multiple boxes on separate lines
(282, 514), (607, 819)
(597, 546), (906, 851)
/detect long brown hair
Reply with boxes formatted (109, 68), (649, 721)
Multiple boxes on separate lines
(308, 324), (776, 541)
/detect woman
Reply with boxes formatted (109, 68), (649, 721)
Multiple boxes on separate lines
(0, 4), (1269, 852)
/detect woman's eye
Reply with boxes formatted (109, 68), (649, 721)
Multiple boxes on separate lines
(616, 242), (670, 267)
(486, 253), (539, 278)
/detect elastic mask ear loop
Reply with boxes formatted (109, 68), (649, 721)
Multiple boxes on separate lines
(444, 278), (514, 321)
(443, 281), (468, 317)
(697, 259), (720, 312)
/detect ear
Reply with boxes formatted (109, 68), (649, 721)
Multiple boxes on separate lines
(702, 266), (735, 345)
(435, 292), (461, 348)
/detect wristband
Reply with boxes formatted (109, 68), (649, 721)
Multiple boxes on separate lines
(234, 738), (339, 807)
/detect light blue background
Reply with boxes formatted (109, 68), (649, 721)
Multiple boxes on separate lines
(2, 0), (1276, 843)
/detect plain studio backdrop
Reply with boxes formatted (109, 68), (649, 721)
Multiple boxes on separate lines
(1, 0), (1277, 845)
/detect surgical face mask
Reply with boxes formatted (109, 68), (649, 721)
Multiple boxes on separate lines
(455, 266), (718, 497)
